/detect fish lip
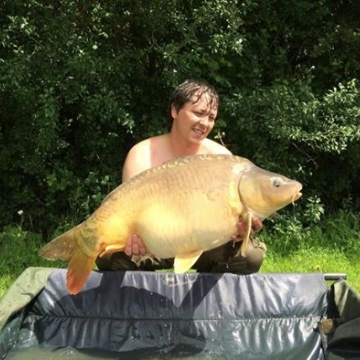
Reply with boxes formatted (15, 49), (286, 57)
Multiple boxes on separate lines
(291, 191), (303, 204)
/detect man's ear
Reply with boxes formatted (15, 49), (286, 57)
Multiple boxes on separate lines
(170, 104), (178, 119)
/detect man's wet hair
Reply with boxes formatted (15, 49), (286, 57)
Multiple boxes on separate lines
(168, 79), (219, 121)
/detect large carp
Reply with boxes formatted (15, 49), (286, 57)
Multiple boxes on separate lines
(39, 154), (302, 294)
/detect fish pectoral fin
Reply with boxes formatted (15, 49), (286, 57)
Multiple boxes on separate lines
(240, 213), (253, 257)
(173, 250), (203, 273)
(99, 244), (126, 258)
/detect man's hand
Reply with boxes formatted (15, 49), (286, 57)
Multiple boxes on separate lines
(232, 216), (265, 242)
(124, 234), (147, 256)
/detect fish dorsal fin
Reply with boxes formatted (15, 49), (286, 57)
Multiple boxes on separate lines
(173, 250), (203, 273)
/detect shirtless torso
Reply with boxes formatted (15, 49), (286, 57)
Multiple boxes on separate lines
(122, 134), (231, 182)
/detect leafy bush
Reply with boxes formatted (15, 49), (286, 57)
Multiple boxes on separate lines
(222, 79), (360, 220)
(0, 0), (359, 235)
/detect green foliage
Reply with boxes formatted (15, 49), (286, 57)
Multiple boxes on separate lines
(262, 209), (360, 256)
(0, 0), (359, 235)
(260, 210), (360, 291)
(0, 225), (65, 295)
(263, 194), (325, 251)
(223, 79), (360, 217)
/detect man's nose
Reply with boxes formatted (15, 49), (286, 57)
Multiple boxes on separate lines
(199, 116), (209, 126)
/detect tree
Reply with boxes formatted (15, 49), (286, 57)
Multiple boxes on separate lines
(0, 0), (359, 234)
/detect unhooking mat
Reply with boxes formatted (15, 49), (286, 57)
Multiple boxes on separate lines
(0, 268), (360, 359)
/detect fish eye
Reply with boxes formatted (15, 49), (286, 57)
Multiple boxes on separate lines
(273, 178), (282, 188)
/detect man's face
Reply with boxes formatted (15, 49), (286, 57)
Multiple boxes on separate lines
(171, 92), (218, 144)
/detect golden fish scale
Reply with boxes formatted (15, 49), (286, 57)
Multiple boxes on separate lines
(84, 155), (250, 258)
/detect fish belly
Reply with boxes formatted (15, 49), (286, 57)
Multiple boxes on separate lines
(134, 188), (240, 258)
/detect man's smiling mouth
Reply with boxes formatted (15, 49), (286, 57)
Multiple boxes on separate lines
(193, 127), (205, 135)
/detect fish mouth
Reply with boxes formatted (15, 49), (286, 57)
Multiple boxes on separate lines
(291, 186), (303, 204)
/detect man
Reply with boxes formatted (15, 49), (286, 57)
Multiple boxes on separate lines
(96, 79), (266, 273)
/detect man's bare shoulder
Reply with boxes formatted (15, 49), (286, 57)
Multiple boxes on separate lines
(201, 138), (232, 155)
(122, 134), (170, 181)
(122, 139), (151, 181)
(128, 134), (168, 154)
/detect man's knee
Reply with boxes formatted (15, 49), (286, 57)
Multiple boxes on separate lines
(95, 252), (174, 272)
(200, 237), (267, 274)
(96, 252), (139, 271)
(237, 237), (267, 273)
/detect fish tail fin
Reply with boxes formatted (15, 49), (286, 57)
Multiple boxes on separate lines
(66, 245), (98, 295)
(38, 225), (82, 261)
(38, 224), (99, 295)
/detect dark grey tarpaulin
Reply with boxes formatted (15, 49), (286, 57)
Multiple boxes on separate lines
(0, 268), (360, 359)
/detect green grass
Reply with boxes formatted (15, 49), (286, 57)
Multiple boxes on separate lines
(259, 210), (360, 290)
(261, 245), (359, 287)
(0, 226), (65, 297)
(1, 210), (359, 298)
